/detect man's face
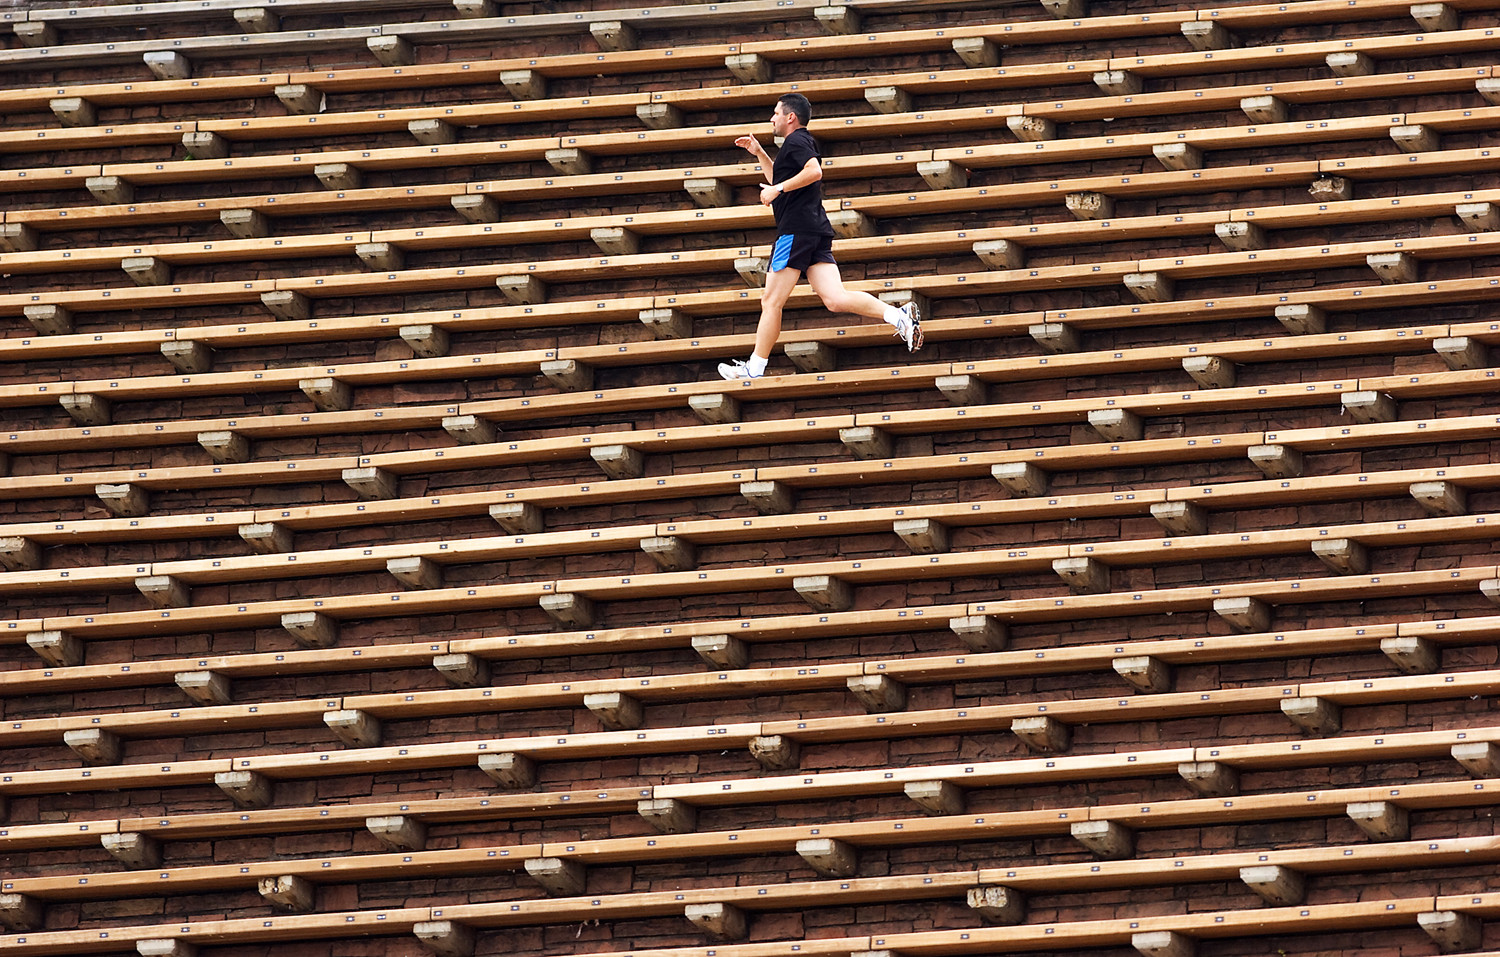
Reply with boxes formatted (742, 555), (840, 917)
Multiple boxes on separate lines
(770, 101), (796, 137)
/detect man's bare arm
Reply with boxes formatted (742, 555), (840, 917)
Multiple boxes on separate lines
(757, 156), (821, 206)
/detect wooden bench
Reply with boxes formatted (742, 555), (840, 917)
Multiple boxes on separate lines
(8, 152), (1500, 307)
(3, 193), (1491, 386)
(162, 30), (1500, 157)
(2, 825), (1492, 955)
(0, 319), (1451, 464)
(732, 0), (1482, 68)
(5, 465), (1496, 605)
(4, 415), (1498, 574)
(5, 721), (1494, 898)
(0, 300), (1468, 450)
(6, 216), (1497, 348)
(0, 0), (932, 71)
(5, 553), (1494, 698)
(0, 362), (1470, 500)
(0, 637), (449, 696)
(11, 627), (1499, 768)
(6, 0), (450, 33)
(4, 738), (1494, 857)
(0, 159), (1297, 285)
(0, 7), (1182, 119)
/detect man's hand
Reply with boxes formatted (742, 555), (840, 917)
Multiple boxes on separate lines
(758, 183), (782, 206)
(735, 133), (767, 160)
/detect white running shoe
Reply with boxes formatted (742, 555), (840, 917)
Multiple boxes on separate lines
(893, 301), (924, 352)
(718, 359), (761, 380)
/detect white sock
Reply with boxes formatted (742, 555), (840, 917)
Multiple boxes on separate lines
(747, 353), (769, 376)
(881, 304), (906, 327)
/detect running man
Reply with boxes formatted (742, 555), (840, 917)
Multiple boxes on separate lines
(717, 92), (922, 381)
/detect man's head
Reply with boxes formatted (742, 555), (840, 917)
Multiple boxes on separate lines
(772, 93), (812, 136)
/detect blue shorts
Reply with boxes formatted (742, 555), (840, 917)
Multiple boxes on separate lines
(770, 233), (836, 273)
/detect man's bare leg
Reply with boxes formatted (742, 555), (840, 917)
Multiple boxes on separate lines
(753, 265), (802, 359)
(805, 261), (897, 321)
(807, 261), (923, 350)
(720, 265), (802, 379)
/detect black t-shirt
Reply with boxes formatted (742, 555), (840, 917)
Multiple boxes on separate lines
(770, 127), (834, 237)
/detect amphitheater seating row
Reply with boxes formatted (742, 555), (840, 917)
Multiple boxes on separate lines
(0, 0), (1017, 65)
(2, 449), (1496, 596)
(3, 0), (1469, 75)
(2, 718), (1495, 869)
(4, 845), (1499, 955)
(4, 551), (1495, 672)
(5, 846), (1497, 955)
(5, 635), (1500, 762)
(4, 209), (1498, 342)
(0, 726), (1495, 957)
(0, 310), (1486, 444)
(0, 319), (1472, 468)
(2, 355), (1496, 506)
(4, 416), (1497, 591)
(9, 72), (1500, 208)
(6, 146), (1500, 305)
(6, 27), (1496, 161)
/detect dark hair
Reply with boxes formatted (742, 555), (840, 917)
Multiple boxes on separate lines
(778, 92), (812, 127)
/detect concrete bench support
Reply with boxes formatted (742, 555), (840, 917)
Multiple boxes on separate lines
(794, 574), (853, 612)
(176, 670), (232, 705)
(1347, 800), (1410, 841)
(1149, 501), (1208, 536)
(741, 480), (793, 514)
(692, 634), (749, 669)
(1280, 696), (1342, 735)
(749, 734), (800, 770)
(685, 902), (747, 940)
(478, 752), (537, 789)
(950, 615), (1008, 652)
(102, 832), (162, 869)
(1239, 864), (1305, 905)
(325, 709), (383, 748)
(846, 674), (906, 713)
(415, 920), (477, 957)
(524, 857), (586, 896)
(991, 462), (1047, 496)
(895, 518), (949, 554)
(239, 522), (292, 553)
(1178, 761), (1239, 796)
(65, 728), (122, 766)
(1011, 715), (1071, 753)
(1071, 820), (1133, 859)
(281, 611), (339, 648)
(1183, 355), (1236, 389)
(1213, 596), (1271, 633)
(434, 652), (491, 688)
(342, 466), (398, 499)
(638, 798), (697, 834)
(1311, 538), (1369, 575)
(367, 815), (428, 851)
(1113, 655), (1172, 693)
(28, 630), (82, 667)
(590, 20), (638, 50)
(796, 838), (857, 877)
(953, 37), (1001, 66)
(1182, 20), (1236, 49)
(541, 593), (595, 629)
(585, 691), (644, 730)
(1418, 910), (1482, 952)
(1132, 930), (1195, 957)
(215, 770), (273, 808)
(904, 780), (964, 816)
